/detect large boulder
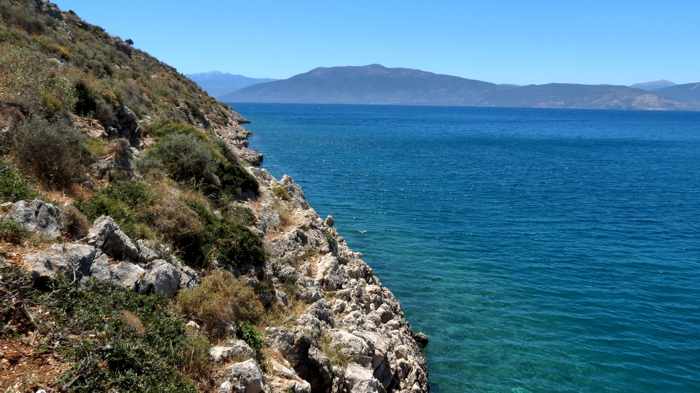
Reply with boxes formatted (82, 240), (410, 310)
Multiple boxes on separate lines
(139, 259), (181, 297)
(225, 359), (265, 393)
(24, 243), (96, 281)
(89, 255), (145, 290)
(87, 216), (141, 262)
(6, 199), (61, 239)
(344, 363), (386, 393)
(210, 339), (255, 363)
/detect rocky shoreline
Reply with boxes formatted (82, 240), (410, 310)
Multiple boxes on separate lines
(4, 116), (429, 392)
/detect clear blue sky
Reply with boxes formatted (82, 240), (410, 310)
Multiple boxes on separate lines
(53, 1), (699, 85)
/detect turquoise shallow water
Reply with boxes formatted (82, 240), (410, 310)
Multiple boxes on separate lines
(232, 103), (700, 393)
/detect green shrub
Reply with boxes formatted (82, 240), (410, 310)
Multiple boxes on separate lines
(180, 332), (212, 377)
(141, 126), (258, 200)
(0, 161), (35, 202)
(238, 321), (263, 352)
(0, 219), (28, 244)
(143, 133), (217, 186)
(76, 181), (153, 239)
(145, 120), (205, 140)
(272, 184), (290, 200)
(74, 79), (99, 116)
(222, 204), (256, 227)
(187, 200), (265, 270)
(43, 279), (200, 392)
(0, 263), (205, 391)
(39, 75), (77, 118)
(12, 117), (93, 189)
(176, 270), (263, 338)
(0, 3), (46, 35)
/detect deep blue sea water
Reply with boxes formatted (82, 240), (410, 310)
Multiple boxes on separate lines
(232, 103), (700, 393)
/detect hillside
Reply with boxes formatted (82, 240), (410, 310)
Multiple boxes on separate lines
(187, 71), (275, 99)
(224, 64), (501, 106)
(0, 2), (428, 393)
(656, 82), (700, 105)
(227, 64), (699, 111)
(630, 80), (676, 91)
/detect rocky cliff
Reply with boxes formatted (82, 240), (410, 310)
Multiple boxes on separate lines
(0, 1), (428, 392)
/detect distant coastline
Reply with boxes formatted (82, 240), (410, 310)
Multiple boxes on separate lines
(194, 64), (700, 112)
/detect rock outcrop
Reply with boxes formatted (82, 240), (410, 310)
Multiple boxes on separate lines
(227, 164), (429, 392)
(10, 133), (428, 392)
(21, 210), (198, 295)
(4, 199), (62, 239)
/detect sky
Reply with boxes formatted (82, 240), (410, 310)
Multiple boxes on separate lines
(52, 1), (699, 85)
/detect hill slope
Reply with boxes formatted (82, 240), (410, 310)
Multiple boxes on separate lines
(630, 80), (676, 91)
(187, 71), (275, 98)
(228, 64), (698, 111)
(0, 2), (428, 393)
(656, 82), (700, 105)
(224, 64), (501, 106)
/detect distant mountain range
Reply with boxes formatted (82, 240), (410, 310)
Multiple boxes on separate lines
(629, 80), (676, 91)
(186, 71), (275, 99)
(205, 65), (700, 111)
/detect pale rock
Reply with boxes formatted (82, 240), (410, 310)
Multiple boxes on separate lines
(210, 339), (255, 362)
(6, 199), (61, 239)
(89, 255), (145, 290)
(24, 243), (96, 281)
(87, 216), (141, 262)
(139, 259), (180, 297)
(226, 359), (265, 393)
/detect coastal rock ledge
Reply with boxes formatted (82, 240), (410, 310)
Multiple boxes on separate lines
(237, 148), (430, 392)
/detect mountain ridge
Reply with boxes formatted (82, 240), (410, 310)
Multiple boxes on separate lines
(226, 64), (700, 111)
(187, 71), (275, 99)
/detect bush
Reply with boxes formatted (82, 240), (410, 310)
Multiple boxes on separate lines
(61, 205), (90, 240)
(0, 3), (46, 35)
(13, 117), (92, 189)
(76, 181), (153, 239)
(272, 184), (290, 201)
(176, 270), (263, 338)
(238, 321), (264, 352)
(140, 125), (258, 200)
(39, 75), (77, 118)
(187, 200), (265, 270)
(180, 332), (212, 378)
(0, 161), (35, 202)
(0, 219), (28, 244)
(41, 279), (202, 392)
(144, 133), (217, 186)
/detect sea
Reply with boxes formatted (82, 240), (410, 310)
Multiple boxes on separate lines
(232, 103), (700, 393)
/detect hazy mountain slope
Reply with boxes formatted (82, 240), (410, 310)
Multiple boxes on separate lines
(187, 71), (275, 98)
(224, 64), (501, 106)
(656, 82), (700, 105)
(630, 80), (676, 91)
(227, 64), (698, 110)
(480, 83), (683, 110)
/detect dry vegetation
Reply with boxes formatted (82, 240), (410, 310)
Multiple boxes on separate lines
(0, 2), (277, 392)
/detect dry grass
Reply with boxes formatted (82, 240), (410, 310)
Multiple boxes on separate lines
(119, 310), (145, 336)
(176, 270), (264, 338)
(319, 334), (351, 369)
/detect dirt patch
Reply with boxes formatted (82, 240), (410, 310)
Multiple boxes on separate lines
(0, 337), (70, 392)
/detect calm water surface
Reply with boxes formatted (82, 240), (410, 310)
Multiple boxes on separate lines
(232, 103), (700, 393)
